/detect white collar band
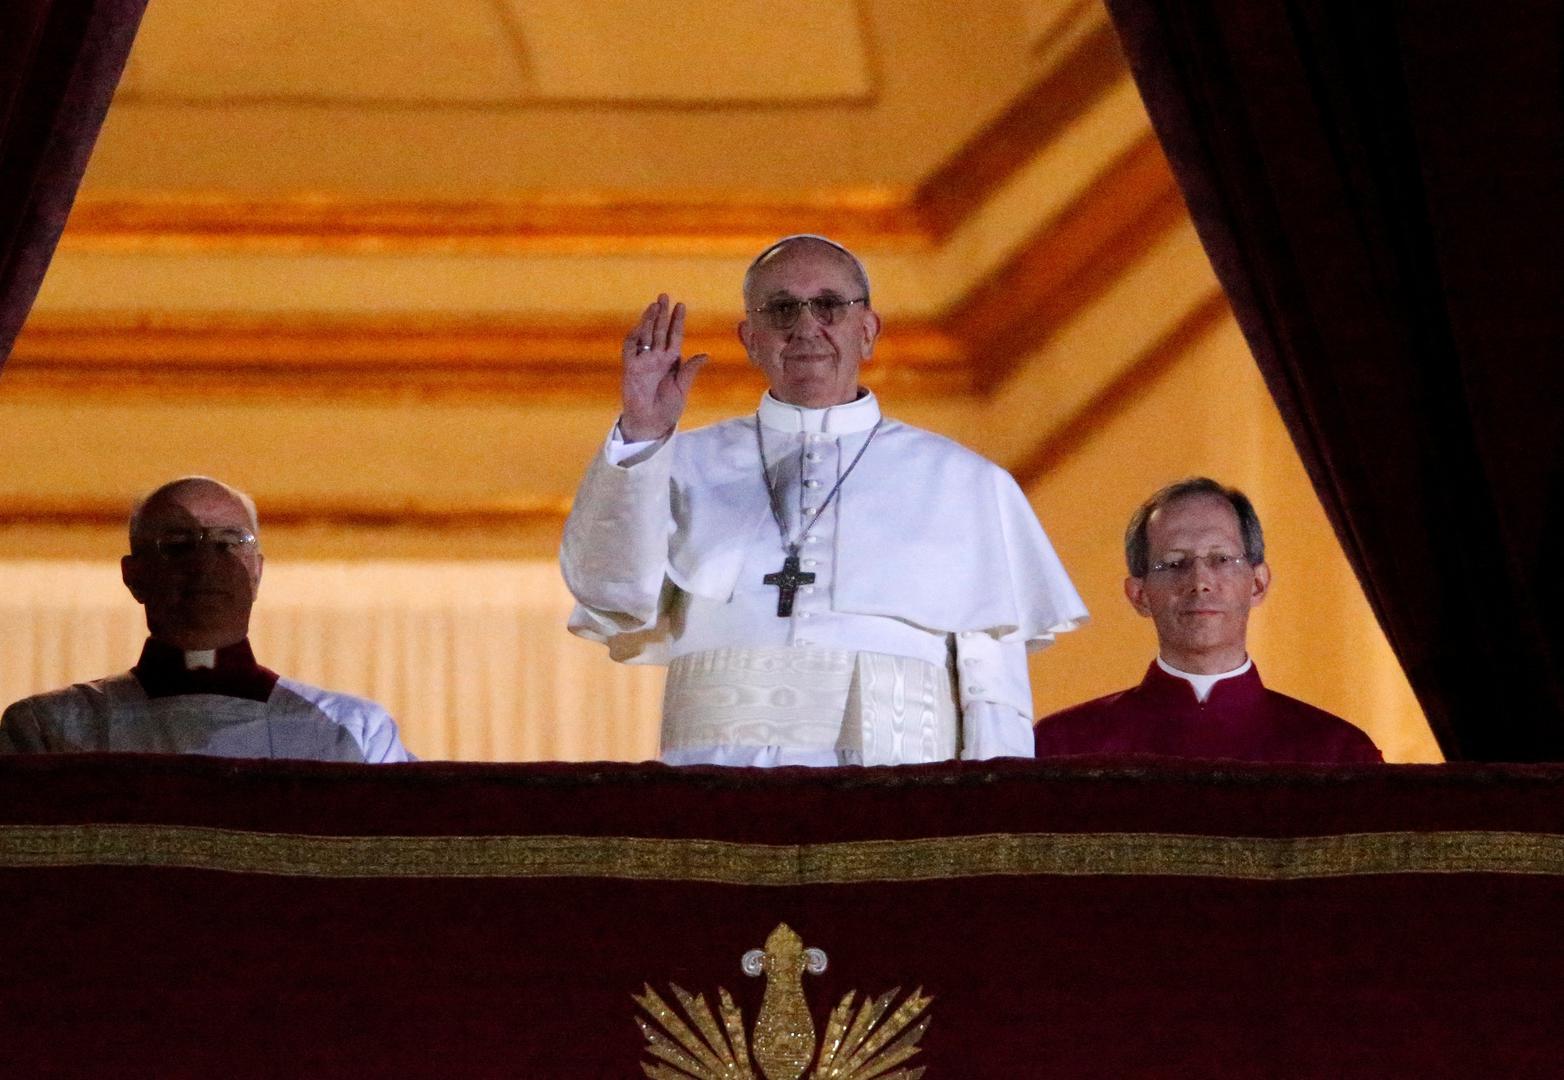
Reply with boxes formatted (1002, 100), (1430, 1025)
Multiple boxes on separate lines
(758, 390), (881, 435)
(1158, 655), (1252, 704)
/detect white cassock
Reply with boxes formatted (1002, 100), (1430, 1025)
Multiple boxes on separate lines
(561, 391), (1088, 767)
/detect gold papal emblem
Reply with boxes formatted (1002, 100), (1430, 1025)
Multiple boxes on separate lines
(634, 923), (933, 1079)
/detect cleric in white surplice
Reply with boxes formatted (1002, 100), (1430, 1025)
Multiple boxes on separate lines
(561, 235), (1087, 767)
(0, 476), (411, 762)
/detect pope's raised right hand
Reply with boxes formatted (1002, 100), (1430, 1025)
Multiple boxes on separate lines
(619, 294), (708, 443)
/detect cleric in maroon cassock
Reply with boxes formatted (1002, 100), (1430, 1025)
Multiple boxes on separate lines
(1035, 477), (1382, 764)
(1035, 660), (1381, 763)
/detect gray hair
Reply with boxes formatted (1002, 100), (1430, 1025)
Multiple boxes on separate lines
(1124, 477), (1265, 577)
(128, 476), (260, 551)
(742, 234), (871, 307)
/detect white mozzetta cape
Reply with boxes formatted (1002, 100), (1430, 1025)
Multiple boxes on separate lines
(562, 400), (1087, 664)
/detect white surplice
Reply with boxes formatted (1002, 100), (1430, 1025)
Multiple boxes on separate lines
(0, 673), (412, 762)
(561, 391), (1087, 766)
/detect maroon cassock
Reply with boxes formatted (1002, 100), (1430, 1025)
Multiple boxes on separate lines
(1034, 661), (1383, 764)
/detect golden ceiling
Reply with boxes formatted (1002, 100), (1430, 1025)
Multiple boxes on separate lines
(5, 0), (1212, 552)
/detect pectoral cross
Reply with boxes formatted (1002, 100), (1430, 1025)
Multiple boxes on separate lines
(763, 553), (815, 617)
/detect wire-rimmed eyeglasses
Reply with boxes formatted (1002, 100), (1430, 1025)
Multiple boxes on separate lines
(1146, 552), (1252, 577)
(149, 527), (257, 561)
(747, 295), (868, 331)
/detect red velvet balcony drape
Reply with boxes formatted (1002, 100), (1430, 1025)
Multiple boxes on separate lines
(0, 0), (145, 365)
(1104, 3), (1564, 760)
(4, 756), (1564, 1078)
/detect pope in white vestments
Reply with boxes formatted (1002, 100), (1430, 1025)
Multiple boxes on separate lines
(561, 236), (1086, 766)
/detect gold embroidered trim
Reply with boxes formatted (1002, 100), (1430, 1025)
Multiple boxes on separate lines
(636, 924), (932, 1078)
(1, 825), (1562, 882)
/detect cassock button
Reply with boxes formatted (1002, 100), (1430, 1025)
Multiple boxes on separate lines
(802, 559), (817, 568)
(802, 506), (818, 515)
(806, 452), (822, 462)
(796, 638), (812, 646)
(805, 479), (821, 489)
(802, 585), (815, 594)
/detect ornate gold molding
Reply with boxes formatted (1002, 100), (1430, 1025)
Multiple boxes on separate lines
(3, 823), (1562, 881)
(59, 24), (1131, 256)
(1009, 290), (1231, 488)
(0, 496), (568, 531)
(948, 134), (1187, 393)
(59, 190), (929, 255)
(23, 27), (1159, 422)
(916, 19), (1129, 239)
(3, 314), (970, 403)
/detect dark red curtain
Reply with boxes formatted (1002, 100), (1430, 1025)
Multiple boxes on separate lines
(0, 0), (145, 365)
(1105, 2), (1564, 760)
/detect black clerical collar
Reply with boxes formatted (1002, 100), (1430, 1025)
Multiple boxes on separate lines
(132, 637), (279, 702)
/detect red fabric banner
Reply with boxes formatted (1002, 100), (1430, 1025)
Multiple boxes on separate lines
(2, 755), (1562, 1077)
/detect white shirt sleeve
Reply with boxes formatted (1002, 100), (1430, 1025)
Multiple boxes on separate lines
(603, 422), (667, 468)
(960, 701), (1036, 759)
(954, 633), (1035, 759)
(273, 678), (416, 763)
(560, 427), (678, 637)
(357, 703), (416, 763)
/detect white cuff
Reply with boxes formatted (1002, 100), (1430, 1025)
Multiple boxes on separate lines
(606, 422), (670, 468)
(960, 701), (1035, 759)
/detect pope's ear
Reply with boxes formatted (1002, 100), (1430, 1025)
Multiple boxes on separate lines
(859, 308), (881, 360)
(737, 318), (754, 358)
(1124, 575), (1152, 617)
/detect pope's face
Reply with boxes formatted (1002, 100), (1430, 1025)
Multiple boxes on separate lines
(121, 482), (263, 651)
(1124, 493), (1269, 674)
(738, 243), (879, 408)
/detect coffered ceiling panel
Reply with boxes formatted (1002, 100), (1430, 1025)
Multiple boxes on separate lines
(119, 0), (528, 103)
(85, 0), (1045, 192)
(510, 0), (873, 103)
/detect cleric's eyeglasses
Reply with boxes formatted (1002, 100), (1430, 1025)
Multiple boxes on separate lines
(748, 295), (868, 331)
(150, 527), (257, 561)
(1146, 552), (1252, 577)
